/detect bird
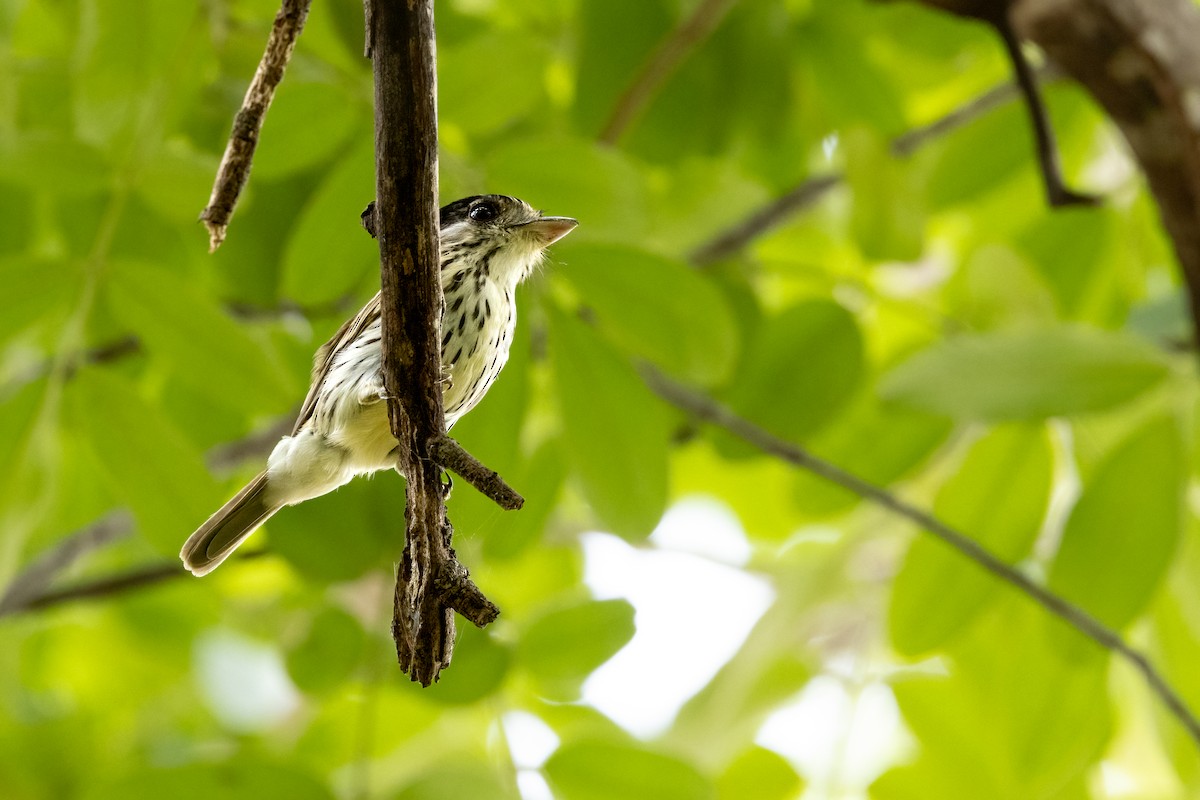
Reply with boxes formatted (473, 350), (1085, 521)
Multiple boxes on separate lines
(180, 195), (577, 576)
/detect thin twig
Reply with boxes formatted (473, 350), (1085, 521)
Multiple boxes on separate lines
(637, 364), (1200, 749)
(598, 0), (739, 145)
(891, 62), (1057, 156)
(200, 0), (312, 252)
(690, 175), (841, 267)
(0, 551), (269, 618)
(0, 511), (133, 616)
(993, 14), (1100, 207)
(431, 435), (524, 510)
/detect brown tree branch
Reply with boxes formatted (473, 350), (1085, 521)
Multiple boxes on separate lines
(0, 551), (268, 619)
(199, 0), (312, 252)
(430, 435), (524, 510)
(897, 0), (1098, 207)
(637, 364), (1200, 750)
(902, 0), (1200, 343)
(1007, 0), (1200, 345)
(368, 0), (497, 686)
(598, 0), (739, 145)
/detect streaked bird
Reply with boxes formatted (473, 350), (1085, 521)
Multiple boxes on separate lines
(181, 195), (577, 576)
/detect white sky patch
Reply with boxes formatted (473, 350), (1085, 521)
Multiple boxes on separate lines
(580, 498), (774, 738)
(757, 675), (910, 799)
(505, 711), (559, 800)
(194, 628), (299, 733)
(822, 132), (840, 162)
(516, 771), (555, 800)
(504, 711), (560, 769)
(648, 495), (752, 565)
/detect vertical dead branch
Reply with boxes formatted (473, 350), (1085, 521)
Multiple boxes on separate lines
(200, 0), (311, 252)
(367, 0), (497, 686)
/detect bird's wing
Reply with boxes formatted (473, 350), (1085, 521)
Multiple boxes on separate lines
(291, 292), (383, 435)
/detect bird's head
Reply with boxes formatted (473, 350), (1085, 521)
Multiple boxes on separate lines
(440, 195), (577, 286)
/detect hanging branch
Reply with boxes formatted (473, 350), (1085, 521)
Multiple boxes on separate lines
(366, 0), (498, 686)
(200, 0), (312, 252)
(991, 11), (1099, 208)
(637, 364), (1200, 750)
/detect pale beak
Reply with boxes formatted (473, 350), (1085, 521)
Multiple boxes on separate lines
(521, 216), (578, 245)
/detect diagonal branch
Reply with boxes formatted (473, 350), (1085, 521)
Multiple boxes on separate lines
(0, 511), (133, 616)
(367, 0), (498, 687)
(637, 364), (1200, 750)
(599, 0), (739, 145)
(690, 68), (1059, 266)
(200, 0), (312, 252)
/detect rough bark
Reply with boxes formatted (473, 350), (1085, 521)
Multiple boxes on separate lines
(911, 0), (1200, 342)
(368, 0), (497, 687)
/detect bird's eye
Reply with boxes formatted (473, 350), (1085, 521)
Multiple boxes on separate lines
(469, 202), (498, 223)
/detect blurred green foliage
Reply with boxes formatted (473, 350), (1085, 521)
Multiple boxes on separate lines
(0, 0), (1197, 798)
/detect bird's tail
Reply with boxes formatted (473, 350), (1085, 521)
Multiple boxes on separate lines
(181, 471), (280, 576)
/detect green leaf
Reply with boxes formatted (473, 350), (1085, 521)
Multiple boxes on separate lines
(793, 395), (951, 516)
(72, 0), (199, 147)
(133, 140), (220, 225)
(843, 128), (924, 262)
(395, 763), (517, 800)
(0, 257), (79, 345)
(548, 305), (669, 539)
(1049, 415), (1184, 629)
(485, 137), (650, 245)
(82, 762), (333, 800)
(545, 739), (715, 800)
(0, 133), (111, 194)
(105, 261), (297, 415)
(268, 477), (397, 583)
(560, 244), (739, 385)
(572, 0), (672, 136)
(68, 366), (217, 556)
(518, 598), (635, 699)
(925, 99), (1031, 209)
(879, 600), (1111, 800)
(282, 144), (378, 305)
(422, 624), (511, 706)
(801, 16), (907, 134)
(254, 82), (363, 180)
(952, 244), (1058, 331)
(880, 326), (1169, 421)
(0, 182), (34, 257)
(889, 425), (1053, 656)
(716, 747), (803, 800)
(1015, 208), (1116, 322)
(286, 607), (365, 695)
(723, 299), (863, 446)
(440, 31), (547, 137)
(481, 441), (567, 561)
